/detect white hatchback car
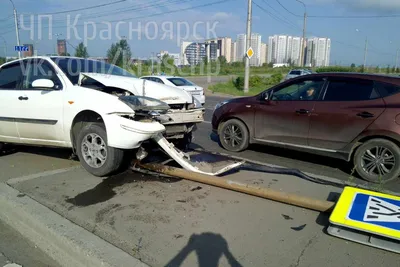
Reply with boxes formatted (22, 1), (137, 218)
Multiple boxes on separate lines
(0, 56), (204, 176)
(140, 75), (205, 105)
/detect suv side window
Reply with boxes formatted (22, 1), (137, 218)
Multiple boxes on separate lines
(323, 79), (378, 101)
(0, 62), (24, 89)
(271, 78), (325, 101)
(22, 59), (63, 90)
(374, 81), (400, 98)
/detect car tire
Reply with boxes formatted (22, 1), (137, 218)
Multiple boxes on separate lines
(218, 119), (249, 152)
(354, 138), (400, 184)
(76, 122), (125, 177)
(0, 142), (3, 152)
(175, 132), (193, 151)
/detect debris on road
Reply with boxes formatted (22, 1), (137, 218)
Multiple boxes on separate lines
(282, 214), (294, 220)
(291, 224), (307, 231)
(190, 186), (202, 192)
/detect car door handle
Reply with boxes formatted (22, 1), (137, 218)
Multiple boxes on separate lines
(356, 112), (374, 118)
(296, 109), (310, 114)
(18, 96), (29, 101)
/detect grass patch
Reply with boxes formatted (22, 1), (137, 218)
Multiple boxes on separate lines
(209, 82), (265, 96)
(209, 73), (283, 96)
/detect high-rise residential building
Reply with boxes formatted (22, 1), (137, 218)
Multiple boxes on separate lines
(204, 37), (232, 62)
(305, 37), (331, 67)
(235, 33), (262, 66)
(268, 35), (304, 65)
(23, 44), (34, 57)
(249, 33), (262, 66)
(180, 41), (206, 65)
(231, 41), (237, 62)
(260, 43), (268, 66)
(57, 39), (67, 56)
(236, 34), (246, 63)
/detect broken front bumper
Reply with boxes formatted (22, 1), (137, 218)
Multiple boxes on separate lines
(162, 108), (205, 138)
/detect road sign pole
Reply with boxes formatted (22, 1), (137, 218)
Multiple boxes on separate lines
(244, 0), (252, 93)
(12, 6), (21, 58)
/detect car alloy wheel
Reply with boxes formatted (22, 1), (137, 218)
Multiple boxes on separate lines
(218, 118), (249, 152)
(223, 124), (243, 149)
(354, 138), (400, 183)
(81, 133), (108, 168)
(361, 146), (395, 177)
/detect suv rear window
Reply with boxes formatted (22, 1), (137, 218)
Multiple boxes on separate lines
(374, 81), (400, 98)
(324, 79), (379, 101)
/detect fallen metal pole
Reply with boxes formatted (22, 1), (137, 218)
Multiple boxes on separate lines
(137, 162), (336, 213)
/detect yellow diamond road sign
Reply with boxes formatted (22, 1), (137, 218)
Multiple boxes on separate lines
(246, 47), (254, 59)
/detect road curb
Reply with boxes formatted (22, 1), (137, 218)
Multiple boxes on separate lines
(0, 183), (150, 267)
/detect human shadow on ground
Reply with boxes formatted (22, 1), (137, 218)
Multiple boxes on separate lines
(165, 232), (243, 267)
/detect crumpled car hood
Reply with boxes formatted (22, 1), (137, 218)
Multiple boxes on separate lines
(79, 73), (193, 104)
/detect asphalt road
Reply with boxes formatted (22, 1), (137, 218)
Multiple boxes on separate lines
(0, 220), (61, 267)
(195, 94), (400, 192)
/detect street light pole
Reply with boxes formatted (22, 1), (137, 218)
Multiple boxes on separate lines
(296, 0), (307, 67)
(0, 36), (7, 61)
(151, 52), (154, 74)
(9, 0), (21, 58)
(363, 36), (368, 71)
(395, 48), (399, 72)
(244, 0), (252, 93)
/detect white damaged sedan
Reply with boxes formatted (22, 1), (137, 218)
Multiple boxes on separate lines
(0, 56), (205, 176)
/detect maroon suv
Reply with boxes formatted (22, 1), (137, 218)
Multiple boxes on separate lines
(212, 73), (400, 183)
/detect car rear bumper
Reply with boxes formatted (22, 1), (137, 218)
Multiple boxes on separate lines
(163, 108), (205, 125)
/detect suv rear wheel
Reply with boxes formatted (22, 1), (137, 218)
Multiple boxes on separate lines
(0, 142), (3, 152)
(354, 138), (400, 183)
(76, 122), (125, 177)
(218, 119), (249, 152)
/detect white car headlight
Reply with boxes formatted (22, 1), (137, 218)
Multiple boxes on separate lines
(214, 100), (229, 111)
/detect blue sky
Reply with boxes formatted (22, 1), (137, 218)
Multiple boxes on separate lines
(0, 0), (399, 66)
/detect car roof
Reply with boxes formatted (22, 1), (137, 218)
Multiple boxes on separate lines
(290, 72), (400, 86)
(1, 56), (104, 67)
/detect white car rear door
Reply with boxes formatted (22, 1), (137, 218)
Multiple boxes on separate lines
(15, 58), (66, 146)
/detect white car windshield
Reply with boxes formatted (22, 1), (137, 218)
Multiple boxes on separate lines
(51, 58), (136, 85)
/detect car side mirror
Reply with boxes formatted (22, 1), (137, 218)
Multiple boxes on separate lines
(32, 79), (55, 90)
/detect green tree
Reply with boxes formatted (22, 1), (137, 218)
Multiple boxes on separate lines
(392, 66), (396, 73)
(203, 56), (208, 65)
(75, 42), (89, 58)
(386, 65), (391, 74)
(107, 39), (132, 68)
(375, 66), (380, 73)
(267, 62), (274, 68)
(0, 57), (5, 65)
(218, 56), (227, 65)
(161, 54), (176, 74)
(60, 52), (71, 56)
(350, 63), (356, 69)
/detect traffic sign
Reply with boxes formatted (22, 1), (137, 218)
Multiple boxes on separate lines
(15, 45), (29, 52)
(246, 47), (254, 59)
(330, 187), (400, 240)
